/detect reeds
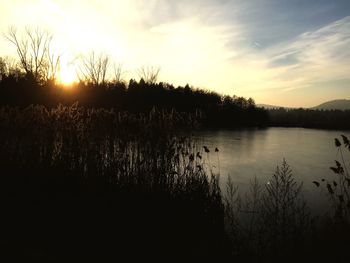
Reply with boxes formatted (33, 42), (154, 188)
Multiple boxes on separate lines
(0, 103), (227, 261)
(314, 135), (350, 222)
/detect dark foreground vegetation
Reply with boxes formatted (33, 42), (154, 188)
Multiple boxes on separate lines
(0, 104), (226, 261)
(1, 104), (350, 262)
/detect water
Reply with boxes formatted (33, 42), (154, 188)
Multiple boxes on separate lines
(195, 127), (350, 213)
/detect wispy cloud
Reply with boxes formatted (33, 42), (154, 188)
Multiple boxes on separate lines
(265, 16), (350, 91)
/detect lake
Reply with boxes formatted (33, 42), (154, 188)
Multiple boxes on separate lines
(194, 127), (350, 213)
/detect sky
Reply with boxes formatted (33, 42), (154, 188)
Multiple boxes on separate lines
(0, 0), (349, 107)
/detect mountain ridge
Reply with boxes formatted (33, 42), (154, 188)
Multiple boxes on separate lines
(257, 99), (350, 110)
(312, 99), (350, 110)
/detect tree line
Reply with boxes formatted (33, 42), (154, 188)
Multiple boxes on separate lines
(267, 107), (350, 130)
(0, 27), (268, 128)
(1, 27), (349, 130)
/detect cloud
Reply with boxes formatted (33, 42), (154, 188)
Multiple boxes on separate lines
(269, 52), (300, 67)
(265, 16), (350, 91)
(0, 0), (349, 106)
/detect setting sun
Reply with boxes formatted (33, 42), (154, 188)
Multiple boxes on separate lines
(59, 59), (77, 85)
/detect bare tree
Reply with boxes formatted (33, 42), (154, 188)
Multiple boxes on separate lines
(112, 63), (126, 84)
(4, 27), (61, 82)
(137, 65), (160, 84)
(43, 45), (61, 82)
(77, 52), (109, 85)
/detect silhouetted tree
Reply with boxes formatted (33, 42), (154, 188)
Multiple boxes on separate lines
(112, 62), (126, 84)
(77, 52), (109, 85)
(4, 27), (60, 83)
(137, 65), (160, 84)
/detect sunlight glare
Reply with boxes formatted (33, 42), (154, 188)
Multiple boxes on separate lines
(59, 59), (77, 85)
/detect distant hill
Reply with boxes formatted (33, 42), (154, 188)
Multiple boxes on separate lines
(257, 104), (296, 110)
(258, 99), (350, 111)
(312, 99), (350, 110)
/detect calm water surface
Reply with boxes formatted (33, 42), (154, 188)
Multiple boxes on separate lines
(195, 127), (350, 212)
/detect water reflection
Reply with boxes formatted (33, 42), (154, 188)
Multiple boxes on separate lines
(195, 127), (350, 213)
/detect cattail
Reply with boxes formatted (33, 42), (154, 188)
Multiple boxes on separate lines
(335, 138), (341, 147)
(327, 184), (334, 195)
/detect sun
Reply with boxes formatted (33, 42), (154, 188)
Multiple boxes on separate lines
(59, 59), (77, 85)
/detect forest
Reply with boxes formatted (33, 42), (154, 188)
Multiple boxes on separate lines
(2, 58), (350, 130)
(267, 107), (350, 130)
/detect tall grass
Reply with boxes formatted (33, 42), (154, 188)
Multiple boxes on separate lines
(0, 103), (227, 261)
(312, 135), (350, 222)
